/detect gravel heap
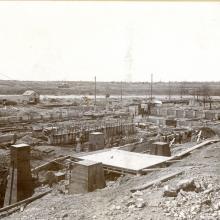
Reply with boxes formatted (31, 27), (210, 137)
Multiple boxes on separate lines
(160, 175), (220, 220)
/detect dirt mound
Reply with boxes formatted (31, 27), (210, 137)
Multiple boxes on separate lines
(200, 127), (216, 139)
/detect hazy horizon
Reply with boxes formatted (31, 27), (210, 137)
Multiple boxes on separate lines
(0, 1), (220, 82)
(1, 79), (220, 83)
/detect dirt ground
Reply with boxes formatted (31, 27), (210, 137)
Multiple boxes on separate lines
(2, 138), (220, 220)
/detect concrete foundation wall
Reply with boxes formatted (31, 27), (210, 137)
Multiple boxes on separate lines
(0, 110), (83, 124)
(167, 109), (176, 116)
(204, 111), (217, 120)
(159, 108), (168, 117)
(185, 110), (195, 118)
(176, 110), (185, 118)
(48, 123), (136, 145)
(195, 111), (204, 118)
(147, 106), (220, 121)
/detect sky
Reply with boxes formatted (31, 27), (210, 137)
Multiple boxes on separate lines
(0, 1), (220, 82)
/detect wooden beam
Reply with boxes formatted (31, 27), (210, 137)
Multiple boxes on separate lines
(142, 168), (165, 173)
(0, 190), (52, 213)
(130, 170), (184, 193)
(173, 139), (220, 159)
(165, 160), (182, 164)
(104, 168), (125, 175)
(31, 155), (71, 173)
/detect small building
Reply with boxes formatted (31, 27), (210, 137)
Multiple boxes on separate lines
(0, 90), (40, 105)
(22, 90), (40, 104)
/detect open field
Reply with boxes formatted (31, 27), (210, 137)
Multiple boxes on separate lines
(1, 80), (220, 96)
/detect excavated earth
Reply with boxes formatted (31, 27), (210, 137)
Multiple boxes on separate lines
(2, 138), (220, 220)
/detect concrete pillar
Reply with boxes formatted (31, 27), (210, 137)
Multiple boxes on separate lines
(4, 144), (33, 206)
(156, 108), (160, 116)
(150, 142), (171, 157)
(183, 110), (186, 118)
(48, 135), (53, 145)
(69, 160), (106, 194)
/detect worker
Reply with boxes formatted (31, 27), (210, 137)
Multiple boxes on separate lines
(75, 135), (81, 152)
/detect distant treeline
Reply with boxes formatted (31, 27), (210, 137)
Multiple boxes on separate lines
(0, 80), (220, 96)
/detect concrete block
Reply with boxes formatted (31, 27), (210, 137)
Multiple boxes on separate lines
(176, 110), (185, 118)
(69, 160), (106, 194)
(159, 108), (168, 117)
(185, 110), (195, 118)
(166, 119), (177, 127)
(205, 111), (217, 120)
(195, 110), (203, 118)
(167, 109), (176, 116)
(150, 141), (171, 157)
(89, 132), (105, 149)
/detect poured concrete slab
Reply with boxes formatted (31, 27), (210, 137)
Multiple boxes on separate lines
(79, 149), (170, 172)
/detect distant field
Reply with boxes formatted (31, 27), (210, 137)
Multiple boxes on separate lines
(0, 80), (220, 96)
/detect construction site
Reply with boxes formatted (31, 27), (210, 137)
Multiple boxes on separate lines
(1, 1), (220, 219)
(0, 79), (220, 220)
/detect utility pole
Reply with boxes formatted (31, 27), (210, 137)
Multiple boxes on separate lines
(168, 81), (171, 100)
(120, 81), (123, 106)
(94, 76), (96, 111)
(150, 74), (153, 101)
(146, 76), (148, 100)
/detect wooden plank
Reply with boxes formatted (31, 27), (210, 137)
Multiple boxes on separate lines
(31, 155), (71, 173)
(104, 168), (125, 175)
(165, 160), (182, 164)
(142, 168), (165, 172)
(173, 139), (220, 159)
(0, 190), (52, 213)
(148, 139), (220, 169)
(103, 165), (136, 175)
(143, 139), (220, 170)
(130, 170), (184, 193)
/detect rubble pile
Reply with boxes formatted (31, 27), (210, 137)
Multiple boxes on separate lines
(0, 149), (9, 168)
(103, 190), (146, 220)
(160, 176), (220, 219)
(16, 134), (44, 145)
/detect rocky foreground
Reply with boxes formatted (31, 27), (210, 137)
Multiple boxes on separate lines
(2, 141), (220, 220)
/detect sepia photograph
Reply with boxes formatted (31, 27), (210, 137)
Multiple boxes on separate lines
(0, 1), (220, 219)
